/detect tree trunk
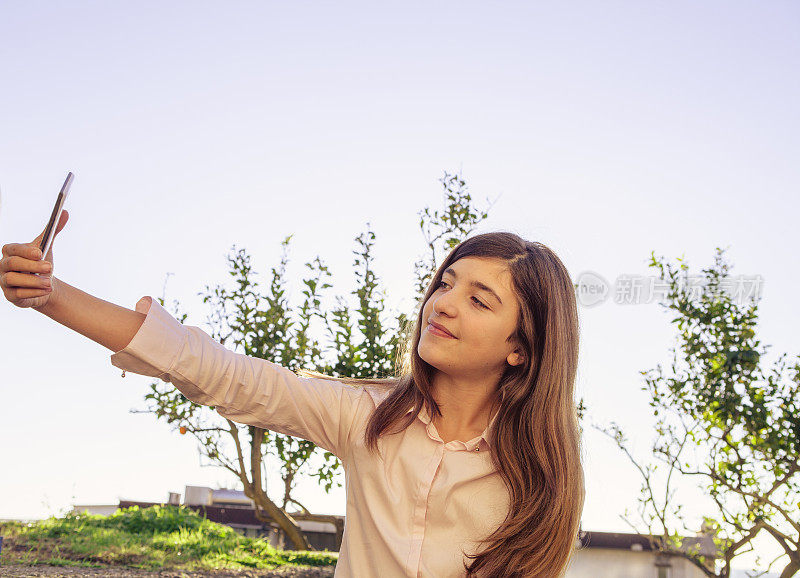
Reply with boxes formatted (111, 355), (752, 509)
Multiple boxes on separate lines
(251, 491), (311, 550)
(779, 559), (800, 578)
(245, 426), (311, 551)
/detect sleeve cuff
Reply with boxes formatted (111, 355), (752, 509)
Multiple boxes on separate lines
(109, 296), (187, 379)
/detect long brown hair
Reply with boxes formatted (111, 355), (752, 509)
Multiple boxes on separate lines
(304, 231), (584, 577)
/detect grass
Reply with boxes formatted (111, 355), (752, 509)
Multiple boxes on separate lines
(0, 504), (338, 571)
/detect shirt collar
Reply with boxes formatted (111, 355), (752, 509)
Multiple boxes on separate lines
(406, 403), (498, 452)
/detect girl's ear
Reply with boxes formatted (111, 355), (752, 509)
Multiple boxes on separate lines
(507, 350), (525, 367)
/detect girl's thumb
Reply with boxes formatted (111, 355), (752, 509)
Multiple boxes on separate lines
(54, 210), (69, 236)
(32, 209), (69, 253)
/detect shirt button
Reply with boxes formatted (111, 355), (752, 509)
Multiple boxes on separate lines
(474, 446), (480, 452)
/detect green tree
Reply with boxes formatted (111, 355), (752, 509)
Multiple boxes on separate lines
(133, 170), (493, 550)
(596, 247), (800, 577)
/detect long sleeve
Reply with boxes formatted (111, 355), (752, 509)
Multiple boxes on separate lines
(109, 296), (369, 461)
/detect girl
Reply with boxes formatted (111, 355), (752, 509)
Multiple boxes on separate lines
(1, 210), (584, 577)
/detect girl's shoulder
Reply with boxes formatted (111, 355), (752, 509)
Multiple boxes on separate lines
(361, 382), (395, 406)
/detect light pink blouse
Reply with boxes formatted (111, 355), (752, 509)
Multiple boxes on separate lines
(110, 296), (510, 578)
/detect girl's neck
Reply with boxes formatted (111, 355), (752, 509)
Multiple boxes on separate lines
(431, 371), (501, 432)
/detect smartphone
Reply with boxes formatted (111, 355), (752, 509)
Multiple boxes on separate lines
(39, 172), (74, 260)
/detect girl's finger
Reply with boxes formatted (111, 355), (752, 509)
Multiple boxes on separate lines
(12, 286), (51, 300)
(2, 243), (41, 260)
(3, 271), (52, 289)
(1, 255), (52, 275)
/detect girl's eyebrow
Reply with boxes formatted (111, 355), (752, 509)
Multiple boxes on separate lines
(443, 267), (503, 305)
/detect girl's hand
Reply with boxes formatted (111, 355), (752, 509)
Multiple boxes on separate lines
(1, 209), (69, 309)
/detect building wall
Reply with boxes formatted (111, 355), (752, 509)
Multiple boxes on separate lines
(566, 549), (708, 578)
(227, 521), (338, 552)
(265, 526), (339, 551)
(71, 505), (119, 516)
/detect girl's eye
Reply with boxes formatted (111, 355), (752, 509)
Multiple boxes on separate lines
(472, 297), (489, 309)
(438, 281), (489, 310)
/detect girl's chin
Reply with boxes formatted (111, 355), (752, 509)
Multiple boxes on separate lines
(417, 346), (440, 367)
(417, 349), (454, 372)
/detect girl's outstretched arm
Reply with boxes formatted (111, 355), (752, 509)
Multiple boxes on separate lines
(36, 276), (146, 353)
(3, 224), (369, 461)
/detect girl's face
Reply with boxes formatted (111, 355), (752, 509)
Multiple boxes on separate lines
(418, 256), (524, 379)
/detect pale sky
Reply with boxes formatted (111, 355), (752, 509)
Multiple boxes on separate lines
(1, 1), (797, 573)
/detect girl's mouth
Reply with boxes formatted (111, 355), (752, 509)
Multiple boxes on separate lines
(427, 323), (456, 339)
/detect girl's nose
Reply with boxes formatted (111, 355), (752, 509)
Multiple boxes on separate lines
(432, 292), (458, 317)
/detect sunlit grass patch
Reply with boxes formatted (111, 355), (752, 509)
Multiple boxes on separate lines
(0, 504), (338, 571)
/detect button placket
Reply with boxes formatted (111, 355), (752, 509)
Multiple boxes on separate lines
(407, 442), (444, 577)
